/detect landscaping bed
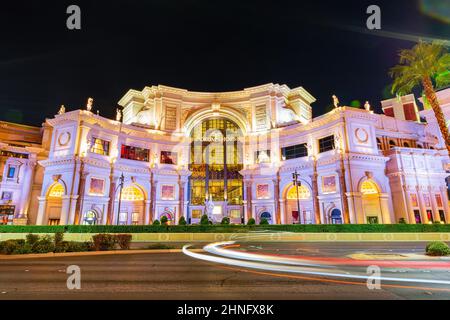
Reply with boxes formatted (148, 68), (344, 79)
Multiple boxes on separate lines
(1, 224), (450, 234)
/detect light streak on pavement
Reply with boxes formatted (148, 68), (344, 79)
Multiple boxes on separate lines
(182, 242), (450, 287)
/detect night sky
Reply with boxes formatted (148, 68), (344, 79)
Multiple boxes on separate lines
(1, 0), (449, 126)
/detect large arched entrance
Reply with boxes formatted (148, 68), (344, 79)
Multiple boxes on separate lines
(284, 183), (313, 224)
(45, 182), (65, 225)
(188, 117), (244, 222)
(360, 180), (382, 224)
(115, 185), (145, 225)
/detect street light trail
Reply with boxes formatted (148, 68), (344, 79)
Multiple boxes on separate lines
(183, 243), (450, 287)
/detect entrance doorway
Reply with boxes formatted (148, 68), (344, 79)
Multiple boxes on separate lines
(360, 180), (382, 223)
(189, 118), (244, 220)
(330, 208), (342, 224)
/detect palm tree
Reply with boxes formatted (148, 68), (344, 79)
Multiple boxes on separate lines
(390, 41), (450, 155)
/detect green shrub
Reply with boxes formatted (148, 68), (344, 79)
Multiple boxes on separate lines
(92, 234), (117, 251)
(115, 234), (132, 250)
(247, 218), (256, 225)
(54, 232), (64, 246)
(160, 216), (168, 225)
(14, 244), (32, 254)
(152, 219), (161, 225)
(259, 218), (269, 225)
(0, 239), (25, 255)
(31, 235), (55, 253)
(26, 233), (40, 245)
(221, 217), (230, 225)
(66, 241), (91, 252)
(425, 241), (450, 256)
(178, 216), (187, 225)
(146, 243), (174, 250)
(200, 214), (209, 225)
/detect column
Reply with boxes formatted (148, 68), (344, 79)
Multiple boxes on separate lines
(107, 174), (117, 225)
(178, 180), (185, 223)
(60, 195), (72, 225)
(429, 188), (441, 222)
(346, 192), (357, 224)
(440, 186), (450, 223)
(279, 200), (285, 224)
(353, 194), (364, 223)
(245, 180), (252, 221)
(36, 197), (47, 225)
(272, 176), (280, 224)
(416, 187), (428, 223)
(150, 176), (157, 222)
(74, 170), (88, 225)
(144, 200), (151, 224)
(338, 158), (350, 224)
(379, 194), (392, 224)
(403, 188), (416, 224)
(18, 160), (36, 218)
(311, 161), (321, 224)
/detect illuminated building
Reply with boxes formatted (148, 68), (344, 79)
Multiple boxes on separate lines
(1, 84), (450, 225)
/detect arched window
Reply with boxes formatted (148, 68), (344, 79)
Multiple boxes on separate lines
(330, 208), (342, 224)
(403, 142), (410, 148)
(83, 210), (97, 225)
(360, 180), (379, 195)
(48, 183), (64, 198)
(260, 211), (272, 221)
(429, 146), (435, 150)
(119, 185), (144, 201)
(389, 140), (396, 149)
(287, 184), (311, 199)
(417, 143), (423, 149)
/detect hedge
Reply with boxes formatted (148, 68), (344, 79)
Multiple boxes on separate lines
(0, 224), (450, 233)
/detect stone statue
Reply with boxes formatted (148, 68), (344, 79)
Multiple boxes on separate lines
(364, 101), (371, 111)
(86, 97), (93, 112)
(116, 108), (122, 122)
(332, 95), (340, 108)
(205, 194), (215, 218)
(58, 105), (65, 115)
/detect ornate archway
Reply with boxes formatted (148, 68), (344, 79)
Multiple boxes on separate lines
(115, 184), (146, 225)
(188, 116), (244, 222)
(282, 182), (313, 224)
(360, 179), (382, 224)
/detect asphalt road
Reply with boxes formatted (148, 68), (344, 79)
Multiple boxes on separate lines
(0, 242), (449, 300)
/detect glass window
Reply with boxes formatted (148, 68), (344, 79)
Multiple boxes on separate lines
(7, 166), (15, 178)
(48, 183), (64, 198)
(229, 209), (241, 219)
(318, 135), (335, 153)
(119, 212), (128, 224)
(255, 150), (271, 163)
(281, 143), (308, 160)
(83, 210), (97, 225)
(132, 212), (139, 225)
(90, 137), (110, 156)
(287, 184), (311, 199)
(376, 138), (382, 150)
(389, 140), (396, 149)
(121, 145), (150, 162)
(119, 186), (144, 201)
(160, 151), (177, 164)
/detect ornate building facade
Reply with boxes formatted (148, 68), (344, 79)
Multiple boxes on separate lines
(1, 84), (450, 225)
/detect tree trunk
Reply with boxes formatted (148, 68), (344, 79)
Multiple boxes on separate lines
(422, 76), (450, 157)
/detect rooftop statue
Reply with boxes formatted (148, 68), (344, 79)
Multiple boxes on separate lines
(86, 97), (93, 112)
(332, 95), (340, 108)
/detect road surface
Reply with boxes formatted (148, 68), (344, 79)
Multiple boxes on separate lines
(0, 242), (449, 300)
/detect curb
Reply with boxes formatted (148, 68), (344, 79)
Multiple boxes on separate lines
(0, 248), (203, 260)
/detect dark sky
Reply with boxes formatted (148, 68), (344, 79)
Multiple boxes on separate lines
(1, 0), (449, 126)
